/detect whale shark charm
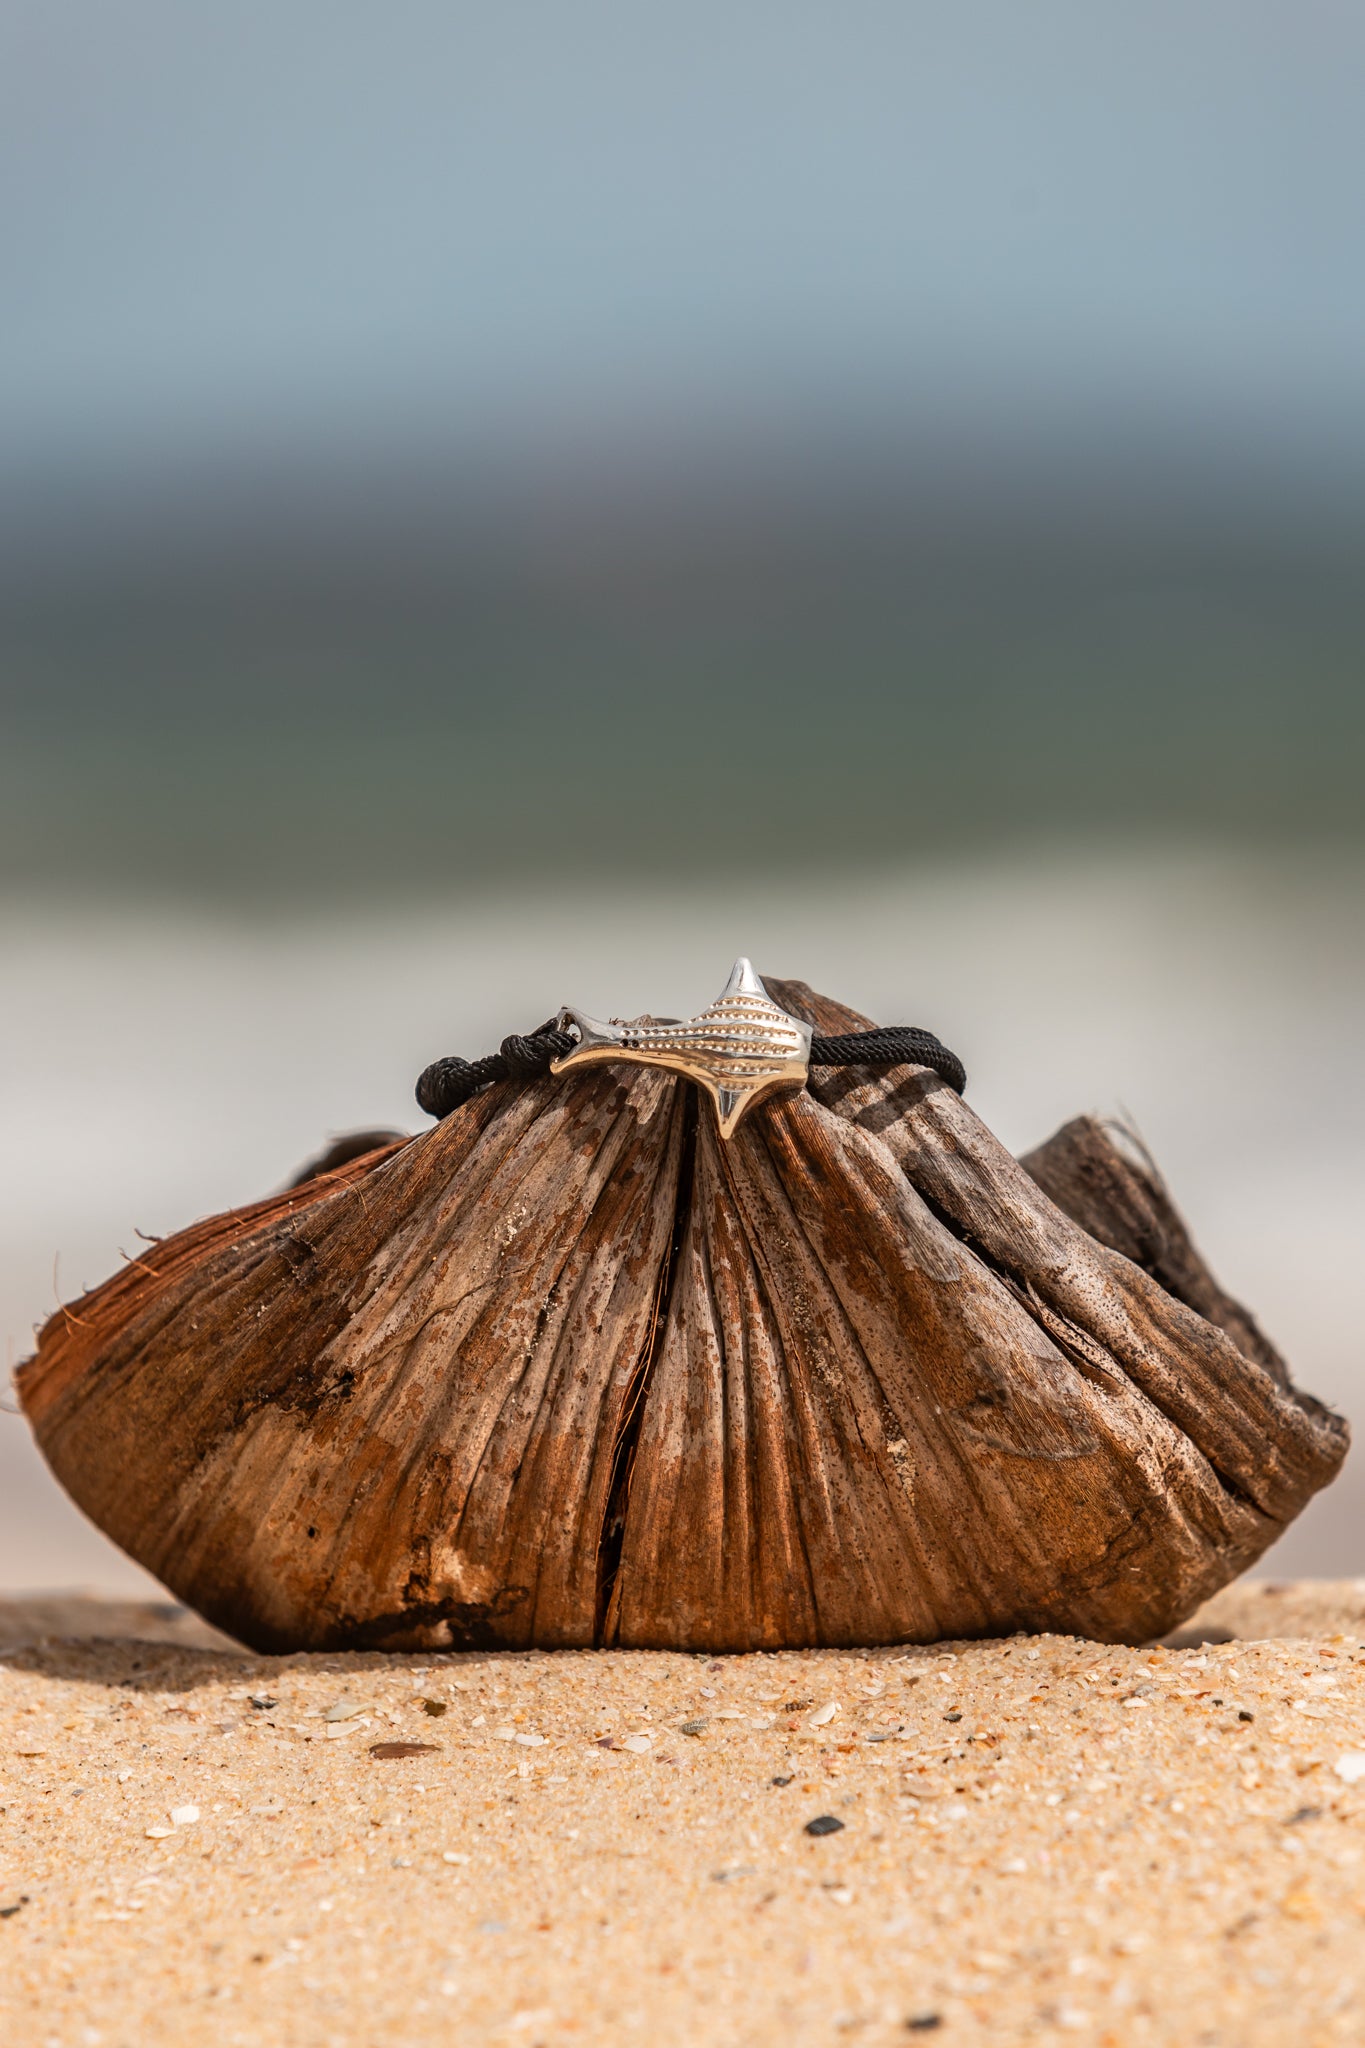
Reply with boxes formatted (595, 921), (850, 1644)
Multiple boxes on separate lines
(552, 958), (812, 1139)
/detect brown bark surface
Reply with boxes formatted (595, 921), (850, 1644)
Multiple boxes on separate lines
(17, 979), (1347, 1653)
(1018, 1114), (1290, 1385)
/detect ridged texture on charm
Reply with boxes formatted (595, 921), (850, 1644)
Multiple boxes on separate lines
(17, 977), (1347, 1656)
(553, 958), (811, 1139)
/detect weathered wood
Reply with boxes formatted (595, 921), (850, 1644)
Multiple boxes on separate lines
(22, 1072), (685, 1651)
(770, 976), (1344, 1533)
(17, 976), (1346, 1653)
(1018, 1114), (1289, 1386)
(610, 1090), (1267, 1649)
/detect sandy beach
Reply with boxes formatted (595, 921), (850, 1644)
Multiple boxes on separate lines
(3, 1580), (1363, 2047)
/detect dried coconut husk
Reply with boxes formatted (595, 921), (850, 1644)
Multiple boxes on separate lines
(16, 975), (1346, 1654)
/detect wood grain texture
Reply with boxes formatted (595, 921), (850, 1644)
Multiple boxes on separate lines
(771, 977), (1345, 1532)
(22, 1071), (684, 1651)
(610, 1090), (1260, 1649)
(1018, 1114), (1289, 1385)
(17, 978), (1347, 1652)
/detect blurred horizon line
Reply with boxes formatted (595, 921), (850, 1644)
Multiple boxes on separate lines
(6, 387), (1365, 604)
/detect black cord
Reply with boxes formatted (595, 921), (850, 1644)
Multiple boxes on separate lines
(811, 1026), (966, 1095)
(416, 1019), (964, 1120)
(416, 1024), (576, 1119)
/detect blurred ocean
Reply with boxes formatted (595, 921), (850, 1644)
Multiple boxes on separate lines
(3, 843), (1362, 1595)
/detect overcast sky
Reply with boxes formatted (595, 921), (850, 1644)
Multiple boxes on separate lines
(4, 2), (1365, 489)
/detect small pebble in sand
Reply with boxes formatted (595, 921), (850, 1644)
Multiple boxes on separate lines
(1333, 1751), (1365, 1784)
(169, 1805), (200, 1826)
(809, 1703), (840, 1727)
(805, 1814), (845, 1837)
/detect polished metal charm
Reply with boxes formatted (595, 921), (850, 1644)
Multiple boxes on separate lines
(552, 958), (812, 1139)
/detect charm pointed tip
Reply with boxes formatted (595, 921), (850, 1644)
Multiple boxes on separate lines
(714, 1087), (745, 1140)
(724, 957), (766, 997)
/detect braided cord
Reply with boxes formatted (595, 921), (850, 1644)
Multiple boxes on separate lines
(809, 1026), (966, 1095)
